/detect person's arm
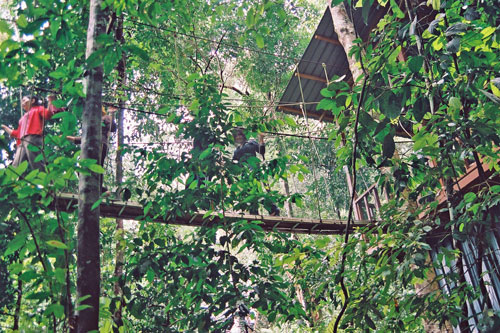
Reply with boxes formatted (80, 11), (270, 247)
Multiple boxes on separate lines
(1, 125), (13, 136)
(257, 133), (265, 157)
(107, 106), (118, 133)
(41, 95), (65, 119)
(66, 136), (82, 144)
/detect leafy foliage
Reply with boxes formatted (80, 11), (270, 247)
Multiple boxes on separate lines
(0, 0), (499, 331)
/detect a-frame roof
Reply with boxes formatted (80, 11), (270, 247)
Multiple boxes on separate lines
(277, 4), (387, 121)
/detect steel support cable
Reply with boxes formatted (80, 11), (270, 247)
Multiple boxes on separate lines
(295, 63), (341, 223)
(296, 64), (325, 222)
(126, 19), (340, 69)
(103, 83), (322, 107)
(19, 87), (332, 140)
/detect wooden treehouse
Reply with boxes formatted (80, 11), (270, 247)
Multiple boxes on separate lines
(274, 4), (500, 332)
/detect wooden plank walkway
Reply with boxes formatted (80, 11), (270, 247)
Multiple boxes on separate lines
(54, 193), (371, 235)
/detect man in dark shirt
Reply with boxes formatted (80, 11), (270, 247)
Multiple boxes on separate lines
(67, 106), (117, 192)
(232, 128), (279, 216)
(233, 130), (266, 163)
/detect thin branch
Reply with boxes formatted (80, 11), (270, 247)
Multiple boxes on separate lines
(333, 76), (368, 333)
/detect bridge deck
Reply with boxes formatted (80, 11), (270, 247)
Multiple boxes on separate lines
(54, 193), (371, 235)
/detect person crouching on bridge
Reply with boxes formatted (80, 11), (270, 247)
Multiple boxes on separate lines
(232, 128), (280, 216)
(2, 95), (64, 171)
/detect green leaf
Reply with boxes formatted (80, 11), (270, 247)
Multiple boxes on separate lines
(56, 21), (71, 48)
(144, 202), (152, 216)
(382, 134), (395, 158)
(480, 89), (500, 105)
(408, 56), (424, 73)
(32, 53), (51, 68)
(446, 37), (460, 53)
(75, 304), (93, 312)
(91, 198), (103, 211)
(54, 268), (66, 284)
(390, 0), (405, 18)
(431, 0), (440, 10)
(17, 14), (28, 28)
(413, 132), (438, 151)
(445, 23), (468, 37)
(413, 97), (430, 122)
(199, 147), (212, 160)
(86, 48), (105, 69)
(380, 92), (402, 119)
(0, 19), (13, 37)
(432, 36), (445, 51)
(246, 8), (255, 27)
(463, 192), (476, 203)
(50, 17), (61, 39)
(255, 34), (264, 48)
(46, 303), (65, 319)
(146, 268), (154, 282)
(317, 98), (336, 111)
(283, 116), (297, 127)
(4, 231), (27, 256)
(448, 96), (461, 111)
(46, 240), (68, 249)
(19, 270), (38, 282)
(49, 68), (67, 79)
(359, 110), (377, 130)
(157, 106), (170, 115)
(464, 7), (480, 21)
(314, 237), (330, 248)
(89, 164), (105, 174)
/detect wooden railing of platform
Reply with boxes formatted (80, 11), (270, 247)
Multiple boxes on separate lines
(53, 193), (371, 235)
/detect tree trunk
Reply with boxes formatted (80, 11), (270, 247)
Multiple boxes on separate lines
(76, 0), (106, 331)
(329, 4), (364, 210)
(329, 4), (363, 83)
(112, 14), (126, 331)
(13, 278), (21, 330)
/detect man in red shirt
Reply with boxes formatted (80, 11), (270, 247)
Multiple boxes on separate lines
(2, 95), (64, 171)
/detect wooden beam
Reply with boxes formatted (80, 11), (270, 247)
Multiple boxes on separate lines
(294, 72), (327, 84)
(314, 34), (342, 46)
(53, 193), (371, 235)
(277, 105), (334, 122)
(420, 157), (499, 220)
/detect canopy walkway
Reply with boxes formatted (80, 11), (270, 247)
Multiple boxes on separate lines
(54, 193), (371, 235)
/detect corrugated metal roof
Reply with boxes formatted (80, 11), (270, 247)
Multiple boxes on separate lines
(276, 4), (387, 121)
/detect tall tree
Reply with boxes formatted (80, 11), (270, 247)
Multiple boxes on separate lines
(112, 13), (126, 330)
(76, 0), (106, 330)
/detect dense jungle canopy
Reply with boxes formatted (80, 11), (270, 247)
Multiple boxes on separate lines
(0, 0), (499, 332)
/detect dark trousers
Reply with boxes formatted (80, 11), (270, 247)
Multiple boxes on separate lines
(100, 143), (108, 192)
(13, 135), (45, 171)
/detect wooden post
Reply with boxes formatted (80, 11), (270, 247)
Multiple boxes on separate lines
(76, 0), (106, 331)
(373, 188), (381, 214)
(363, 196), (371, 220)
